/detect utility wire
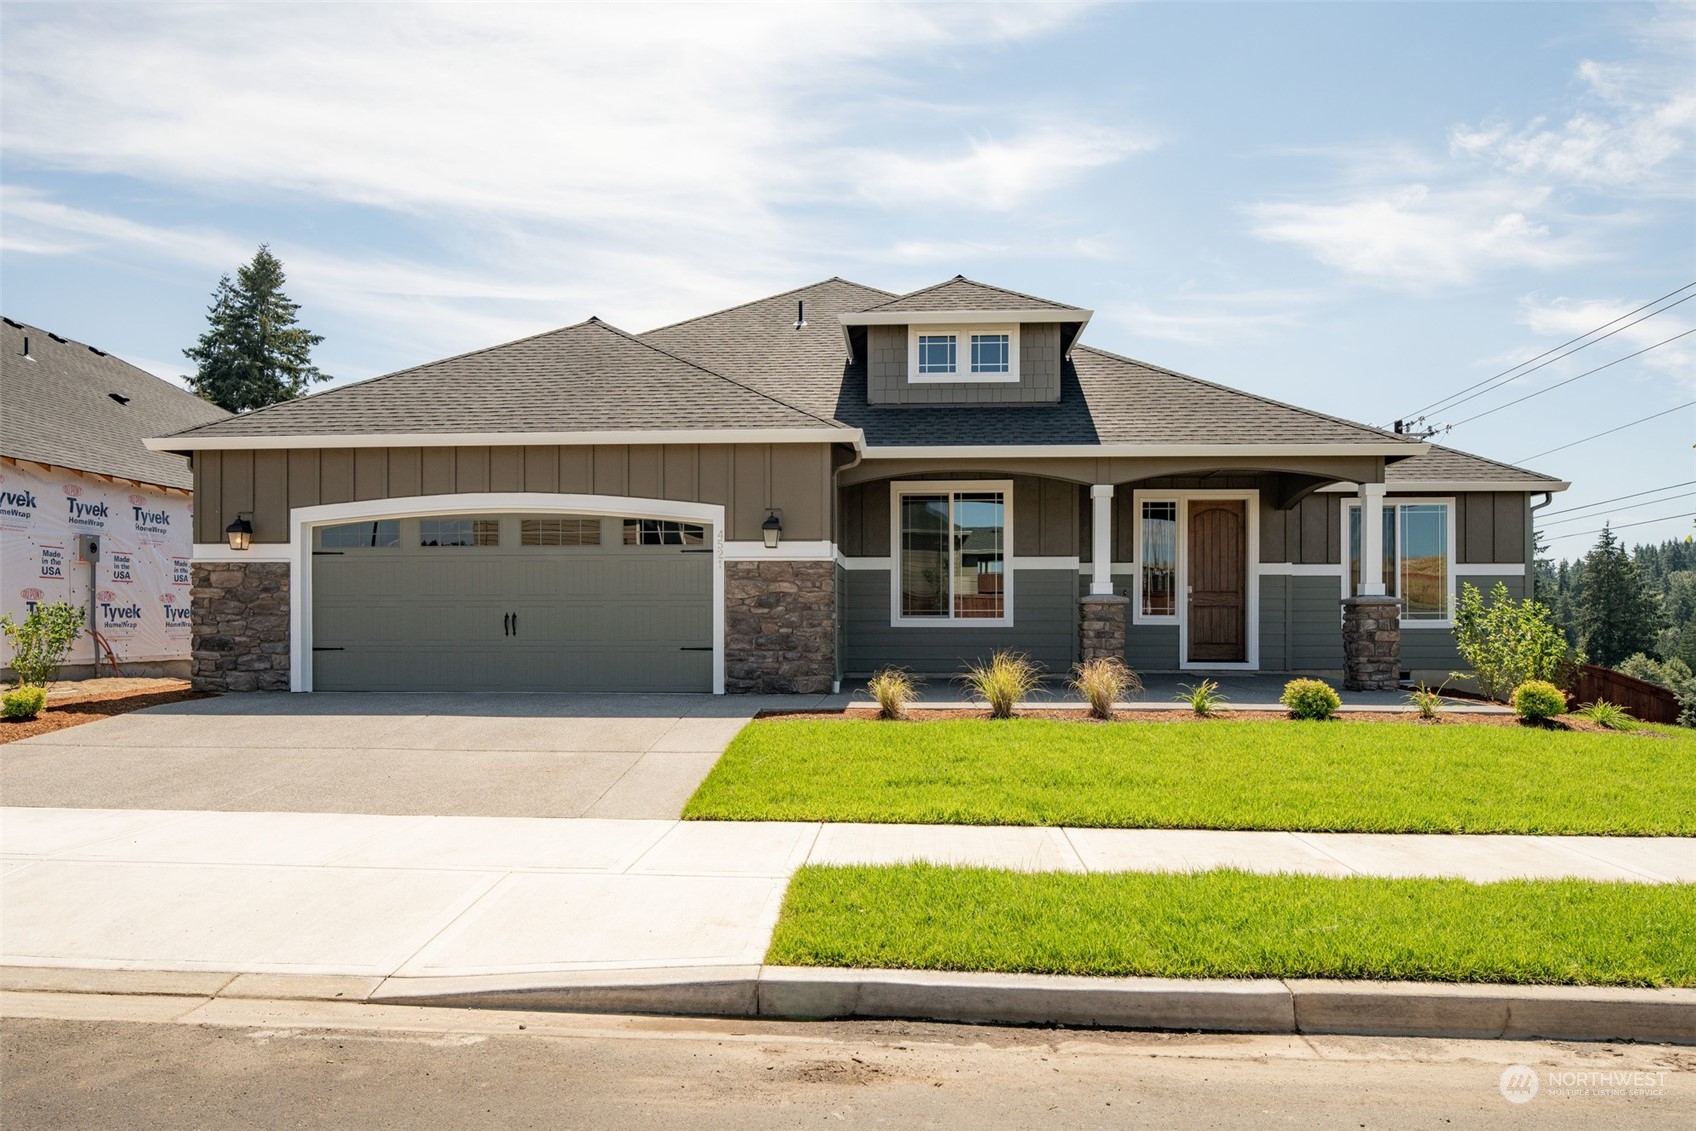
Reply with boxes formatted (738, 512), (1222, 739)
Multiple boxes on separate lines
(1402, 280), (1696, 421)
(1541, 510), (1696, 542)
(1518, 400), (1696, 463)
(1423, 292), (1696, 421)
(1448, 328), (1696, 428)
(1538, 490), (1696, 527)
(1539, 480), (1696, 518)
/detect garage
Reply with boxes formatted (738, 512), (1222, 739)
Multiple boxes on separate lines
(310, 512), (713, 693)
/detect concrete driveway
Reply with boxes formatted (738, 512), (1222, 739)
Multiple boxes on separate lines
(0, 693), (828, 819)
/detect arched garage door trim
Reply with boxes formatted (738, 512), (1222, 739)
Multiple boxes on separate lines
(288, 492), (727, 694)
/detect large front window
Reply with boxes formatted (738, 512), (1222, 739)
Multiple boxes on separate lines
(1349, 501), (1451, 621)
(896, 485), (1008, 622)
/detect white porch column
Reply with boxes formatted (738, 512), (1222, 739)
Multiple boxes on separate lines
(1090, 484), (1115, 596)
(1357, 482), (1387, 597)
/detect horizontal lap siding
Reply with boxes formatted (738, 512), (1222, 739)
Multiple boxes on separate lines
(1260, 575), (1289, 671)
(1290, 574), (1345, 671)
(195, 443), (834, 544)
(1125, 624), (1178, 671)
(841, 569), (1077, 676)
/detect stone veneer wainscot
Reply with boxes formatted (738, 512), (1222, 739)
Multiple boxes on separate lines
(191, 561), (290, 692)
(724, 560), (835, 695)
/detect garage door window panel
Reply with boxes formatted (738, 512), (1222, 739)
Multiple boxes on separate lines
(623, 519), (705, 546)
(420, 518), (500, 547)
(318, 520), (401, 549)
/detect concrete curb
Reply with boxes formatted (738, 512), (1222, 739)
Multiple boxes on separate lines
(5, 964), (1691, 1044)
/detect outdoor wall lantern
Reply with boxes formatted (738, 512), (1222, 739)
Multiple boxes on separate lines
(761, 509), (783, 550)
(225, 513), (254, 551)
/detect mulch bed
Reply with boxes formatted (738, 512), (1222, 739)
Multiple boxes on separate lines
(755, 707), (1650, 734)
(0, 683), (209, 745)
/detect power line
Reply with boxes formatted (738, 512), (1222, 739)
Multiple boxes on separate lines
(1447, 328), (1696, 428)
(1422, 292), (1696, 422)
(1539, 479), (1696, 517)
(1518, 400), (1696, 462)
(1401, 280), (1696, 421)
(1538, 490), (1696, 527)
(1541, 509), (1696, 542)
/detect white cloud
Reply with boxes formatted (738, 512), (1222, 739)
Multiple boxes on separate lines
(1517, 293), (1696, 385)
(1107, 288), (1319, 346)
(1449, 9), (1696, 192)
(1246, 183), (1592, 288)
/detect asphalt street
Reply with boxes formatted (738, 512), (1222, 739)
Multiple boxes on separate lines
(4, 995), (1692, 1129)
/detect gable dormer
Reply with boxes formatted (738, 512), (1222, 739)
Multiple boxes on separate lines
(840, 276), (1092, 406)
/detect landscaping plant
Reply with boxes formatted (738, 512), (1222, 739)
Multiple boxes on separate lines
(1405, 683), (1445, 720)
(1451, 582), (1575, 702)
(960, 650), (1041, 719)
(1512, 680), (1568, 723)
(2, 686), (48, 721)
(1618, 653), (1696, 728)
(1575, 700), (1637, 732)
(1070, 657), (1140, 721)
(865, 668), (918, 720)
(1280, 678), (1341, 721)
(1177, 679), (1226, 717)
(1, 601), (85, 689)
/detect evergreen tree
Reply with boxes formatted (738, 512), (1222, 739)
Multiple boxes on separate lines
(183, 245), (327, 412)
(1575, 526), (1662, 667)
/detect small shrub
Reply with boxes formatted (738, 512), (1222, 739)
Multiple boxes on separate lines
(1177, 679), (1226, 717)
(1280, 678), (1341, 721)
(2, 686), (48, 720)
(866, 668), (918, 720)
(1405, 683), (1445, 720)
(1070, 657), (1141, 720)
(1513, 680), (1568, 722)
(1575, 700), (1637, 732)
(1, 601), (85, 689)
(961, 650), (1042, 719)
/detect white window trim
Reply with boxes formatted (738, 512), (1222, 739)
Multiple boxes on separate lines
(1130, 489), (1261, 671)
(1343, 496), (1457, 629)
(286, 492), (728, 694)
(888, 479), (1014, 628)
(907, 324), (1020, 384)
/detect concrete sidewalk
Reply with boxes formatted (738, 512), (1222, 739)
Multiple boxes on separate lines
(4, 807), (1691, 985)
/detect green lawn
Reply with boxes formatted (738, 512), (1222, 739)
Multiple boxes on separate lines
(767, 864), (1696, 986)
(684, 718), (1696, 834)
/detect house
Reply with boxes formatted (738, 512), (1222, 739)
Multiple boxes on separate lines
(2, 317), (228, 680)
(146, 277), (1567, 695)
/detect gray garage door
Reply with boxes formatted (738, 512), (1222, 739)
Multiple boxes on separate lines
(311, 513), (713, 693)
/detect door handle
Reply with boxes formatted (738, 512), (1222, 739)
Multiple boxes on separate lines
(504, 612), (511, 637)
(511, 612), (518, 637)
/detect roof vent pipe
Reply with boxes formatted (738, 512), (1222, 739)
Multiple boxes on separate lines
(794, 300), (807, 330)
(20, 335), (32, 360)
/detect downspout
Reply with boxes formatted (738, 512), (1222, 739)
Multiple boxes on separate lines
(829, 436), (867, 695)
(1528, 492), (1554, 599)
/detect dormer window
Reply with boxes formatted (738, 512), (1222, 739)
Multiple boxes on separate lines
(908, 324), (1019, 383)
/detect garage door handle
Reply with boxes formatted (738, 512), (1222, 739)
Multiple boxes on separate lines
(512, 612), (518, 637)
(503, 613), (511, 637)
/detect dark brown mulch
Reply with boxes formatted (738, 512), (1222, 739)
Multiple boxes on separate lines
(0, 685), (209, 745)
(754, 707), (1656, 734)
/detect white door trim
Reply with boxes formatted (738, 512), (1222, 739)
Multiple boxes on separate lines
(288, 492), (727, 694)
(1131, 488), (1261, 671)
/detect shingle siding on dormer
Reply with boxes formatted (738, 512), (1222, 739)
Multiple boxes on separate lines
(866, 322), (1062, 405)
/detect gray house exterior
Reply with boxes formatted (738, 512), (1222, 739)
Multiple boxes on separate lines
(149, 277), (1567, 694)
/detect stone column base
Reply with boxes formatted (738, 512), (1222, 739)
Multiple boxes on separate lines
(192, 561), (291, 692)
(1079, 594), (1130, 664)
(1341, 595), (1402, 691)
(724, 560), (836, 694)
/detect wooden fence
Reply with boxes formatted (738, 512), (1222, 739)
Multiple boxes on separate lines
(1569, 664), (1683, 725)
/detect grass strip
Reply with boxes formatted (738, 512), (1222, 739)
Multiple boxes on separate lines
(685, 719), (1696, 834)
(766, 864), (1696, 987)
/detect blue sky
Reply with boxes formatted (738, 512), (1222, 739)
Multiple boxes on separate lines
(3, 2), (1691, 558)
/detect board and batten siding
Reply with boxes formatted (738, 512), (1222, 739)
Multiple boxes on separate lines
(839, 568), (1078, 677)
(193, 443), (837, 545)
(837, 474), (1079, 559)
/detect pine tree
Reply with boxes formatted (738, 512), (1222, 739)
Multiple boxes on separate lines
(183, 245), (327, 412)
(1576, 526), (1662, 667)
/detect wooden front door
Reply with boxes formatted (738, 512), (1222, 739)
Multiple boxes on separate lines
(1187, 499), (1247, 663)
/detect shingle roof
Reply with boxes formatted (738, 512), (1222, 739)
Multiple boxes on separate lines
(161, 317), (844, 442)
(855, 275), (1081, 313)
(1, 318), (227, 488)
(1385, 442), (1565, 486)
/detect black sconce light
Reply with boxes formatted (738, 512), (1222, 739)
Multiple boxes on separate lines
(761, 509), (783, 550)
(225, 513), (254, 551)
